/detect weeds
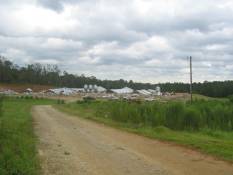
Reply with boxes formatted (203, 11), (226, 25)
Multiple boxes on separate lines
(0, 95), (3, 117)
(57, 99), (65, 104)
(84, 100), (233, 131)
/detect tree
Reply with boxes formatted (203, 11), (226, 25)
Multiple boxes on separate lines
(0, 56), (233, 97)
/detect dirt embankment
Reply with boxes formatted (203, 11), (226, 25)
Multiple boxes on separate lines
(0, 83), (53, 92)
(33, 106), (233, 175)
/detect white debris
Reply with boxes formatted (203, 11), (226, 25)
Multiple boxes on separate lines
(71, 88), (85, 93)
(0, 89), (17, 95)
(96, 86), (106, 93)
(84, 84), (106, 93)
(46, 88), (75, 96)
(25, 88), (33, 93)
(111, 87), (134, 94)
(137, 89), (152, 96)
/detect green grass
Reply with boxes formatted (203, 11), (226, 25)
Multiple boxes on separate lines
(0, 97), (55, 175)
(55, 100), (233, 162)
(193, 94), (228, 101)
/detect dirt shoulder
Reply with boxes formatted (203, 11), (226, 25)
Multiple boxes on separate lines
(32, 105), (233, 175)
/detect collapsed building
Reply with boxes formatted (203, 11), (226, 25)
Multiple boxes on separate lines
(111, 87), (134, 94)
(84, 84), (106, 93)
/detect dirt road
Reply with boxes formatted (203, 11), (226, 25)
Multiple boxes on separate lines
(32, 105), (233, 175)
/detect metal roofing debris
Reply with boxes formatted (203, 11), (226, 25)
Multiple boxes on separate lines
(136, 86), (161, 96)
(46, 86), (106, 95)
(71, 88), (85, 92)
(96, 86), (106, 92)
(0, 89), (17, 95)
(101, 94), (119, 100)
(148, 89), (156, 93)
(47, 88), (75, 95)
(137, 89), (152, 95)
(0, 85), (161, 97)
(25, 88), (33, 92)
(111, 87), (134, 94)
(84, 84), (106, 92)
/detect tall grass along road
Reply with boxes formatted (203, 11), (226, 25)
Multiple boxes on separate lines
(33, 105), (233, 175)
(0, 97), (54, 175)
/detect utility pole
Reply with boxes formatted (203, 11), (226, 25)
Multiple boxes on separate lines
(189, 56), (193, 104)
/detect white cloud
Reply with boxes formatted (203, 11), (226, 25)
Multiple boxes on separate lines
(0, 0), (233, 83)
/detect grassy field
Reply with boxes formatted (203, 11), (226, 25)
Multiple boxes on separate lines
(0, 97), (54, 175)
(56, 99), (233, 162)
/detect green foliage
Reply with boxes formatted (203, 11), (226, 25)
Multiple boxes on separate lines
(19, 95), (33, 100)
(0, 98), (54, 175)
(83, 96), (96, 102)
(228, 95), (233, 103)
(183, 107), (201, 130)
(0, 95), (3, 117)
(57, 99), (65, 104)
(165, 102), (185, 130)
(74, 100), (233, 132)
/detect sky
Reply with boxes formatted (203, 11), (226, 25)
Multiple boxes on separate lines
(0, 0), (233, 83)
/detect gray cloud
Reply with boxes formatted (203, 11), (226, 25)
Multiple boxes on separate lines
(37, 0), (81, 11)
(0, 0), (233, 83)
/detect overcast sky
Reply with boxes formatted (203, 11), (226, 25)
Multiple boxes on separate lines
(0, 0), (233, 83)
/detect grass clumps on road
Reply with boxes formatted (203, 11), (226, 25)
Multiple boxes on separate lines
(0, 97), (54, 175)
(56, 99), (233, 162)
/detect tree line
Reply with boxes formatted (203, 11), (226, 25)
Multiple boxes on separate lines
(0, 56), (233, 97)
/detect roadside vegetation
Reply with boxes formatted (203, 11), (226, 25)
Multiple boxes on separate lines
(0, 95), (3, 116)
(56, 98), (233, 162)
(0, 97), (54, 175)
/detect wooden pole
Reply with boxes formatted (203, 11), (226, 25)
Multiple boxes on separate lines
(190, 56), (193, 104)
